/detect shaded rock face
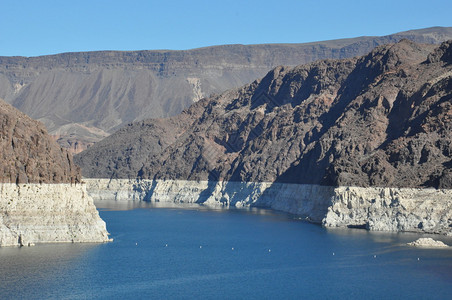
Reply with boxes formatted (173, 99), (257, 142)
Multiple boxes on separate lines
(83, 178), (452, 235)
(2, 27), (452, 153)
(0, 99), (80, 184)
(76, 40), (452, 189)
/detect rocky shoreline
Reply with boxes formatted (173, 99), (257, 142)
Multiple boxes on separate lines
(407, 237), (449, 248)
(0, 183), (111, 247)
(85, 178), (452, 236)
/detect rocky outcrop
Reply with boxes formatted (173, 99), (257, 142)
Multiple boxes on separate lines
(0, 98), (80, 184)
(407, 238), (449, 247)
(0, 99), (110, 246)
(322, 186), (452, 235)
(2, 27), (452, 152)
(84, 179), (452, 235)
(0, 183), (111, 246)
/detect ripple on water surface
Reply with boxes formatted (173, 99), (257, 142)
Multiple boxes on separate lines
(1, 204), (452, 299)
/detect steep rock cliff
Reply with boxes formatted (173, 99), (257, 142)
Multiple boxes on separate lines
(76, 40), (452, 190)
(0, 99), (110, 246)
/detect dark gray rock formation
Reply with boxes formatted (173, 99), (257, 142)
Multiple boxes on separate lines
(76, 39), (452, 189)
(2, 27), (452, 153)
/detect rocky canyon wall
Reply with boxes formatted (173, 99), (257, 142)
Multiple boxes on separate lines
(84, 179), (452, 235)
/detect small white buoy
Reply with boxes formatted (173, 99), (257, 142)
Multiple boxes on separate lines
(418, 258), (420, 261)
(333, 252), (335, 256)
(232, 247), (234, 251)
(165, 244), (168, 247)
(374, 255), (376, 258)
(200, 245), (202, 249)
(136, 242), (138, 246)
(268, 249), (271, 252)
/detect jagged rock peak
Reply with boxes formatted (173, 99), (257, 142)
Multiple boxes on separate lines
(426, 40), (452, 64)
(358, 39), (435, 73)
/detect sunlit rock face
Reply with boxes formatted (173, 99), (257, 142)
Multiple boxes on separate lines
(2, 27), (452, 152)
(77, 40), (452, 190)
(0, 99), (110, 246)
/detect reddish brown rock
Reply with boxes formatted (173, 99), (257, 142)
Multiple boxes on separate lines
(0, 98), (80, 184)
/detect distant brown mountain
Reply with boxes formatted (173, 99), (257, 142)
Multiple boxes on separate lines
(75, 39), (452, 189)
(1, 27), (452, 153)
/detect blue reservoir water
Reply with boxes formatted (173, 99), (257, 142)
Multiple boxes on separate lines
(1, 202), (452, 299)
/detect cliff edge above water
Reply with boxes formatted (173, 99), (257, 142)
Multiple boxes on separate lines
(0, 99), (110, 246)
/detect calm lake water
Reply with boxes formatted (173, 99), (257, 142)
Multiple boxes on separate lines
(1, 201), (452, 299)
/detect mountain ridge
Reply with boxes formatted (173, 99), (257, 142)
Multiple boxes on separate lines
(75, 39), (452, 189)
(2, 27), (452, 153)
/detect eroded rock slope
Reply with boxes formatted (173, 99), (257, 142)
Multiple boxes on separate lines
(2, 27), (452, 152)
(76, 39), (452, 190)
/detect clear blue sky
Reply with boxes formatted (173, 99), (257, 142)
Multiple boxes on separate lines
(1, 0), (451, 57)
